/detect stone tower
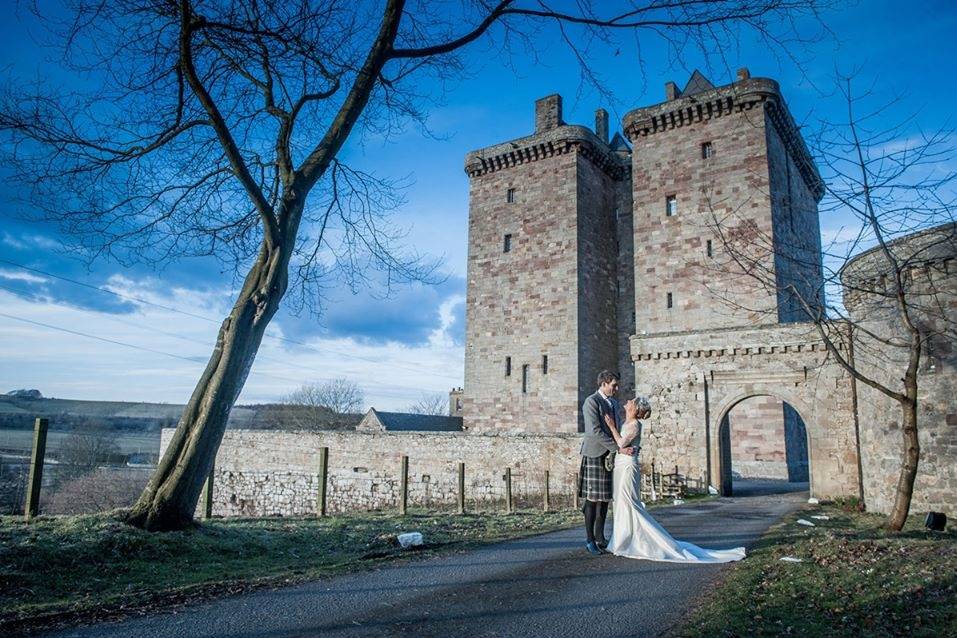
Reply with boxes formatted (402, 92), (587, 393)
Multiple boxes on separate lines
(623, 68), (824, 334)
(462, 95), (633, 434)
(625, 69), (825, 482)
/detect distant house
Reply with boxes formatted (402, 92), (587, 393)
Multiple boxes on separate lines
(357, 408), (463, 433)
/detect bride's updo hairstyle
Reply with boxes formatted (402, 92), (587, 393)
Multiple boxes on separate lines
(634, 396), (652, 416)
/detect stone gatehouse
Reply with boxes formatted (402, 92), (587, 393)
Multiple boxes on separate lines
(195, 70), (953, 519)
(461, 68), (955, 515)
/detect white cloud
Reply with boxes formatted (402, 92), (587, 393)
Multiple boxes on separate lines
(427, 294), (466, 348)
(0, 276), (464, 410)
(1, 233), (27, 250)
(0, 268), (48, 284)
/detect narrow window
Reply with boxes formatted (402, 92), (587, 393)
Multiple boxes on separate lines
(702, 141), (714, 159)
(505, 356), (512, 377)
(506, 187), (515, 203)
(666, 194), (677, 217)
(503, 234), (512, 253)
(614, 207), (620, 222)
(521, 364), (529, 393)
(706, 239), (713, 257)
(667, 292), (673, 309)
(542, 355), (548, 374)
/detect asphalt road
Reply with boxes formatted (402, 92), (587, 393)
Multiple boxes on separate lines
(40, 484), (806, 638)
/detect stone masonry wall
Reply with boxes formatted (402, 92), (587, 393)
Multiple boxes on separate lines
(764, 110), (825, 322)
(626, 84), (779, 335)
(463, 150), (581, 435)
(631, 322), (860, 499)
(843, 224), (957, 516)
(615, 169), (637, 398)
(727, 395), (789, 479)
(577, 153), (626, 417)
(161, 429), (582, 517)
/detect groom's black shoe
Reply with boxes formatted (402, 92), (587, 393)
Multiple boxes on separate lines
(596, 537), (609, 551)
(585, 541), (603, 556)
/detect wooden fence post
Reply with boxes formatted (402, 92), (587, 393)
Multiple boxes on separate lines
(504, 467), (512, 514)
(543, 470), (550, 512)
(575, 471), (581, 510)
(399, 455), (409, 516)
(651, 460), (658, 501)
(457, 462), (465, 515)
(317, 446), (328, 517)
(23, 417), (48, 522)
(201, 461), (215, 519)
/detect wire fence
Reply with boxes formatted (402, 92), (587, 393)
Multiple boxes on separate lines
(0, 420), (157, 516)
(3, 419), (706, 519)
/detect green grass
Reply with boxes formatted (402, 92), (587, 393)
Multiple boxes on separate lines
(0, 507), (580, 633)
(678, 501), (957, 637)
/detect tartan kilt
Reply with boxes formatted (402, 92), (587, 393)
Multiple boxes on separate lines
(578, 454), (613, 501)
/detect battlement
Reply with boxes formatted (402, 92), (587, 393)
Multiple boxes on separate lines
(623, 69), (823, 201)
(464, 94), (629, 180)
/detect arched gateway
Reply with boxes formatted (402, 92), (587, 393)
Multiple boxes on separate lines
(632, 322), (862, 501)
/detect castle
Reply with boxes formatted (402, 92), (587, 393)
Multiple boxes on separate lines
(463, 69), (822, 437)
(185, 70), (954, 520)
(461, 68), (955, 510)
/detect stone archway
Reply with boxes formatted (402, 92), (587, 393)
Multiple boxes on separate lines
(631, 322), (863, 502)
(713, 392), (812, 497)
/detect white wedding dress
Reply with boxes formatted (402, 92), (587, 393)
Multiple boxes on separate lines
(608, 420), (746, 563)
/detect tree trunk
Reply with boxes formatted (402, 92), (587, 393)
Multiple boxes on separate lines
(886, 395), (920, 531)
(123, 239), (291, 531)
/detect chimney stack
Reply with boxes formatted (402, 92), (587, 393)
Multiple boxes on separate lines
(535, 94), (563, 133)
(665, 81), (680, 101)
(594, 108), (609, 143)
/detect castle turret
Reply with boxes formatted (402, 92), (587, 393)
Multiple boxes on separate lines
(623, 68), (824, 334)
(462, 95), (632, 434)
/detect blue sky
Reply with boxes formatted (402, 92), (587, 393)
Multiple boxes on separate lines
(0, 1), (954, 408)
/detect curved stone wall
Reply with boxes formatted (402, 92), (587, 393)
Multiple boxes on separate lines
(842, 223), (957, 516)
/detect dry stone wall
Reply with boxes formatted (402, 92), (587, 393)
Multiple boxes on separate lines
(161, 429), (582, 517)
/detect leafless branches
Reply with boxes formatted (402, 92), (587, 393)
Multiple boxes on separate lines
(283, 377), (365, 416)
(406, 392), (448, 416)
(708, 75), (956, 529)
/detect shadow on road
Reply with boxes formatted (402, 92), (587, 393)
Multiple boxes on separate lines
(731, 478), (809, 498)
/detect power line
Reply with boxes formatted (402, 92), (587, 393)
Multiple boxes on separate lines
(0, 311), (206, 365)
(0, 310), (452, 395)
(0, 258), (216, 322)
(0, 258), (461, 381)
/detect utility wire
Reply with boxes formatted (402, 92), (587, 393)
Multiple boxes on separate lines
(0, 258), (461, 381)
(0, 310), (447, 396)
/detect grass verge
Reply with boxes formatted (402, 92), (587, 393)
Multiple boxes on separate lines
(677, 501), (957, 637)
(0, 508), (580, 634)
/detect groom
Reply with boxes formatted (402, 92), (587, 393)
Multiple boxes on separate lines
(579, 370), (636, 555)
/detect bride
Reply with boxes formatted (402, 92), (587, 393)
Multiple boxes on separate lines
(604, 397), (745, 563)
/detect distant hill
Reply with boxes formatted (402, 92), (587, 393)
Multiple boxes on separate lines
(5, 389), (42, 399)
(0, 394), (361, 432)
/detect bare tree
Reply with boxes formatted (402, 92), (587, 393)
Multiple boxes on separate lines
(1, 0), (828, 530)
(57, 425), (122, 479)
(281, 377), (365, 428)
(48, 468), (151, 515)
(707, 78), (956, 530)
(407, 392), (448, 416)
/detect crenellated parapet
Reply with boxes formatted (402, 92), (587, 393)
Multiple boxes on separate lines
(630, 321), (850, 362)
(464, 124), (629, 180)
(623, 75), (823, 201)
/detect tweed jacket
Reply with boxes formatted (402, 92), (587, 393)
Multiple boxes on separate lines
(580, 391), (623, 458)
